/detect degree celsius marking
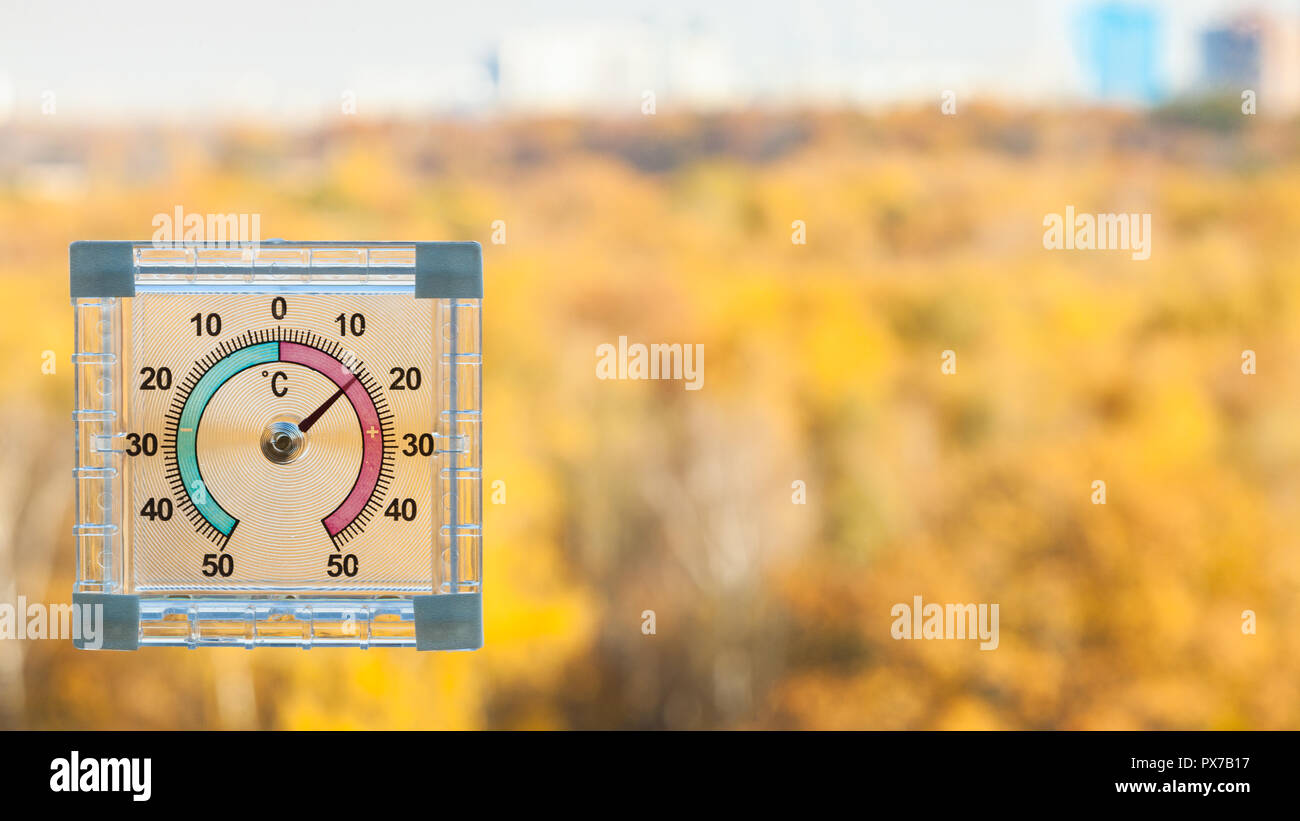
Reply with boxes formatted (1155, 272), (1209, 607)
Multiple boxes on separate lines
(161, 327), (396, 550)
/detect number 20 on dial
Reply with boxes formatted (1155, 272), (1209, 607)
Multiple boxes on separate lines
(70, 241), (483, 650)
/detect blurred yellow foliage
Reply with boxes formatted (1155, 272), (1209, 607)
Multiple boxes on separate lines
(1, 108), (1298, 728)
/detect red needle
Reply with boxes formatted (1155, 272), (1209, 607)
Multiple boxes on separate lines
(298, 372), (359, 433)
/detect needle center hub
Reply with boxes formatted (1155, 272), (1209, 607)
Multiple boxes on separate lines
(261, 419), (305, 464)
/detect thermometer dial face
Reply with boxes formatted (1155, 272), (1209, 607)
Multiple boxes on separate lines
(126, 293), (436, 592)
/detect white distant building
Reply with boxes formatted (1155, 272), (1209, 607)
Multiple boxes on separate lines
(497, 22), (662, 114)
(496, 20), (737, 115)
(1261, 18), (1300, 116)
(666, 25), (738, 110)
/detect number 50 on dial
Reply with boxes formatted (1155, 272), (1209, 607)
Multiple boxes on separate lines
(71, 241), (483, 650)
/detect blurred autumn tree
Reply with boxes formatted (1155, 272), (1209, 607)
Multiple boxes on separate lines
(1, 107), (1298, 728)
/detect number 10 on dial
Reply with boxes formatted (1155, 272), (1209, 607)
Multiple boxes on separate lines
(71, 241), (483, 650)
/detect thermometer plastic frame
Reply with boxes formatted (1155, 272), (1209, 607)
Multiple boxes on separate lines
(70, 240), (483, 650)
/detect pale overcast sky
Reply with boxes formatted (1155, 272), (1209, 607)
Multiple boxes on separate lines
(1, 0), (1297, 121)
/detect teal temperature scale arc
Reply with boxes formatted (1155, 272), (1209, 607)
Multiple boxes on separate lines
(174, 341), (278, 538)
(167, 333), (391, 549)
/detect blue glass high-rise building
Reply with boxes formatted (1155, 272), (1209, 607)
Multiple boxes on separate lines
(1076, 2), (1165, 104)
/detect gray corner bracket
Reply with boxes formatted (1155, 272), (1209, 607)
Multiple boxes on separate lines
(69, 241), (136, 299)
(412, 593), (483, 651)
(415, 242), (483, 299)
(72, 593), (141, 651)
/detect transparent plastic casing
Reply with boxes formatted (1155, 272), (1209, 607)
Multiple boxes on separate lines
(72, 242), (482, 648)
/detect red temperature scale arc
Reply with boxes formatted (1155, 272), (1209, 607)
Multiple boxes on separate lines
(164, 329), (395, 550)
